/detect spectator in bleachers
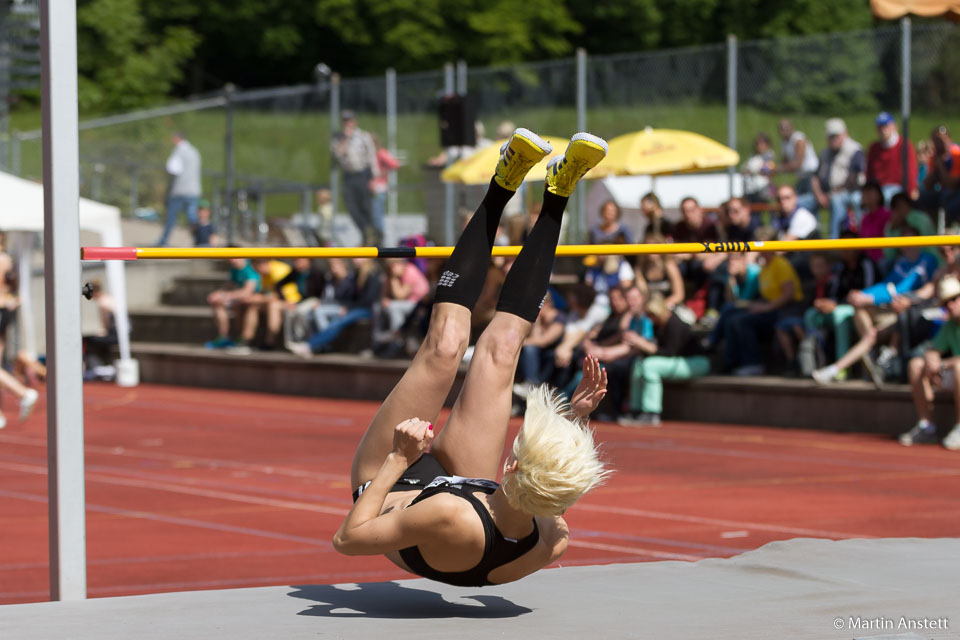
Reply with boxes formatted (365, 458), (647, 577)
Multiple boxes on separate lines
(193, 199), (219, 247)
(742, 132), (776, 203)
(672, 196), (719, 246)
(553, 283), (606, 375)
(858, 181), (892, 264)
(303, 258), (354, 336)
(585, 284), (656, 422)
(881, 243), (960, 361)
(370, 135), (400, 240)
(812, 226), (938, 386)
(584, 251), (634, 315)
(773, 184), (819, 241)
(702, 197), (760, 325)
(634, 233), (691, 323)
(702, 251), (761, 350)
(867, 112), (918, 202)
(332, 111), (380, 246)
(205, 258), (261, 351)
(719, 196), (759, 244)
(723, 227), (804, 376)
(640, 192), (672, 240)
(899, 275), (960, 449)
(288, 257), (382, 357)
(916, 139), (934, 186)
(672, 197), (726, 318)
(620, 293), (710, 427)
(156, 131), (202, 247)
(775, 252), (835, 376)
(795, 231), (878, 381)
(373, 257), (430, 350)
(808, 118), (866, 239)
(589, 200), (632, 245)
(250, 258), (301, 351)
(920, 126), (960, 222)
(577, 285), (633, 421)
(885, 193), (939, 272)
(891, 244), (960, 316)
(514, 293), (567, 397)
(777, 118), (819, 196)
(276, 258), (328, 347)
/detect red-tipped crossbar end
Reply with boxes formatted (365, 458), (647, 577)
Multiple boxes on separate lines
(81, 247), (138, 261)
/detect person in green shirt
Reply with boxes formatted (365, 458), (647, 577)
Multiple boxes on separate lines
(900, 274), (960, 449)
(884, 192), (940, 266)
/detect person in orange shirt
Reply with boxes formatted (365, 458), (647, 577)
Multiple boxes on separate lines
(918, 125), (960, 223)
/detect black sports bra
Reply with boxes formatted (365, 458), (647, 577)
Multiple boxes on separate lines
(398, 475), (540, 587)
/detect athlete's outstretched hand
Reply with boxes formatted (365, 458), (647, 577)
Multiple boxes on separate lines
(392, 418), (434, 465)
(571, 355), (607, 418)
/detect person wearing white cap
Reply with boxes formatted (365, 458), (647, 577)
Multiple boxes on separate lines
(867, 112), (918, 203)
(900, 274), (960, 449)
(809, 118), (866, 239)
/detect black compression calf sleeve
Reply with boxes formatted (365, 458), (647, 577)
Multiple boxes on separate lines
(496, 190), (569, 322)
(434, 179), (515, 311)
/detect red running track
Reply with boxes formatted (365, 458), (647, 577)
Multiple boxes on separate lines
(2, 382), (959, 605)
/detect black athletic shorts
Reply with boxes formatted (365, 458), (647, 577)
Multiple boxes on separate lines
(351, 453), (448, 503)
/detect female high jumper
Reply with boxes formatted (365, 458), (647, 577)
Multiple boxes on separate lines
(333, 128), (611, 586)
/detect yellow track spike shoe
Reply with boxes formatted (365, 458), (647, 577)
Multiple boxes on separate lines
(493, 128), (552, 192)
(545, 132), (608, 197)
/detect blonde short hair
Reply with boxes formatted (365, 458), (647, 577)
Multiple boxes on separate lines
(501, 385), (610, 516)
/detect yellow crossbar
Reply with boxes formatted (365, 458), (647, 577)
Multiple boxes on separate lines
(81, 235), (960, 261)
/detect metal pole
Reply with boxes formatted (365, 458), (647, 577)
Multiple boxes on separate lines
(223, 84), (236, 245)
(329, 73), (341, 222)
(39, 0), (86, 601)
(444, 63), (455, 246)
(576, 48), (587, 243)
(386, 67), (398, 221)
(727, 34), (738, 199)
(901, 17), (912, 197)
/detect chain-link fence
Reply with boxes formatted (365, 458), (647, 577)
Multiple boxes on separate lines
(6, 21), (960, 244)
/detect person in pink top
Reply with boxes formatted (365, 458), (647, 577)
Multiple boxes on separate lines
(378, 258), (430, 339)
(370, 135), (401, 241)
(858, 181), (891, 263)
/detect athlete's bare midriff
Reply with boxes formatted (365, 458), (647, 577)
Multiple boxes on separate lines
(377, 488), (562, 584)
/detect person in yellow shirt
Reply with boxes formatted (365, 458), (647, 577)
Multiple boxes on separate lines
(723, 227), (804, 376)
(245, 258), (302, 351)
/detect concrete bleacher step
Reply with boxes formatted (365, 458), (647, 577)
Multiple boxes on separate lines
(129, 305), (374, 351)
(130, 305), (216, 343)
(130, 342), (464, 403)
(159, 275), (232, 307)
(127, 342), (957, 435)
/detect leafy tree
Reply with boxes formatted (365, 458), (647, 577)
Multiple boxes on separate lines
(77, 0), (199, 112)
(143, 0), (322, 91)
(100, 0), (880, 98)
(567, 0), (664, 53)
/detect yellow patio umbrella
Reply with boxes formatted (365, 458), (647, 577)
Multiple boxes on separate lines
(591, 127), (739, 177)
(441, 136), (570, 184)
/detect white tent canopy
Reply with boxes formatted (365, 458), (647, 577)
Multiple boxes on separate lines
(0, 171), (132, 374)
